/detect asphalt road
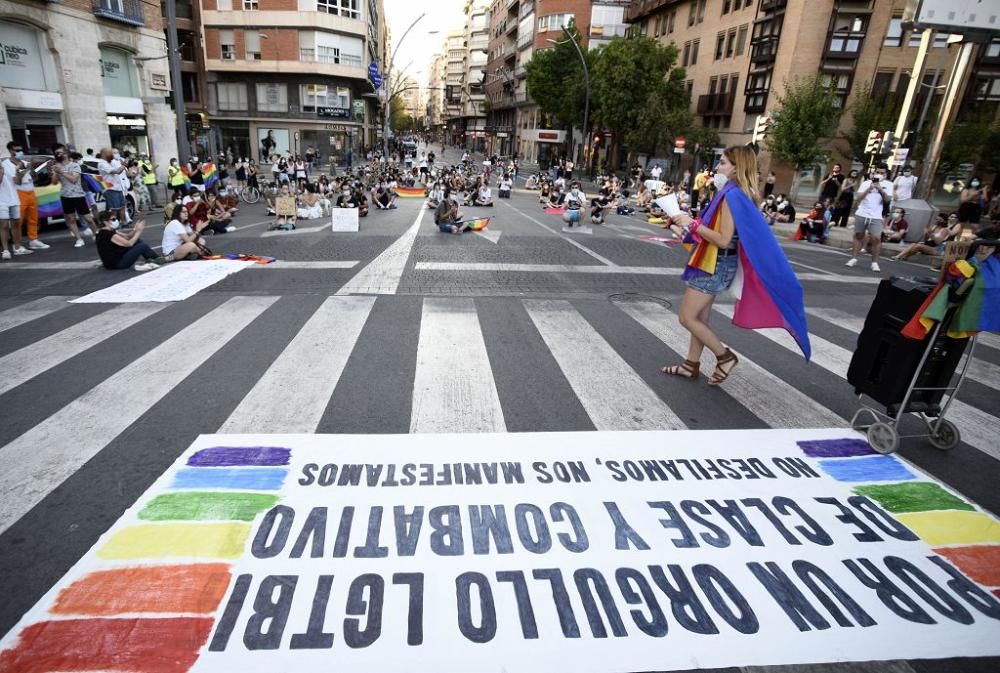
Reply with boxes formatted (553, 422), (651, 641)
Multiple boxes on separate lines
(1, 145), (998, 673)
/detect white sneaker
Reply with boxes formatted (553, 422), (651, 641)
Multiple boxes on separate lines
(845, 257), (858, 268)
(12, 246), (33, 255)
(133, 262), (158, 271)
(74, 238), (85, 248)
(225, 225), (236, 232)
(871, 262), (881, 273)
(82, 228), (94, 237)
(27, 239), (50, 250)
(1, 249), (10, 260)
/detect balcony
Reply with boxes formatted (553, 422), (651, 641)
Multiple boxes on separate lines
(93, 0), (145, 26)
(299, 48), (363, 68)
(824, 31), (866, 59)
(206, 56), (365, 80)
(199, 9), (365, 37)
(517, 32), (533, 50)
(590, 23), (627, 39)
(514, 65), (526, 79)
(760, 0), (787, 12)
(624, 0), (672, 24)
(506, 19), (518, 35)
(750, 34), (780, 63)
(697, 92), (735, 116)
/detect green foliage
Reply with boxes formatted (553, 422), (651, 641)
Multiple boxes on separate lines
(593, 36), (686, 155)
(524, 21), (592, 131)
(940, 118), (1000, 176)
(842, 84), (900, 162)
(765, 75), (843, 170)
(686, 124), (721, 165)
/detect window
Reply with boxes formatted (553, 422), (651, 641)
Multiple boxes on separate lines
(828, 14), (866, 55)
(242, 0), (257, 9)
(217, 82), (248, 110)
(821, 71), (852, 107)
(256, 83), (288, 112)
(691, 38), (699, 65)
(722, 0), (731, 14)
(182, 72), (199, 103)
(245, 31), (262, 60)
(697, 0), (706, 24)
(884, 16), (903, 47)
(686, 79), (693, 95)
(301, 84), (330, 111)
(217, 0), (231, 8)
(220, 30), (235, 60)
(871, 71), (893, 103)
(682, 41), (690, 67)
(538, 13), (573, 33)
(988, 38), (1000, 59)
(666, 10), (675, 34)
(974, 76), (1000, 101)
(736, 25), (748, 55)
(725, 29), (736, 58)
(317, 0), (360, 19)
(715, 32), (724, 60)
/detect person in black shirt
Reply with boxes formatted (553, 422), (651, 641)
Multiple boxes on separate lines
(352, 184), (369, 217)
(94, 211), (163, 270)
(819, 163), (844, 204)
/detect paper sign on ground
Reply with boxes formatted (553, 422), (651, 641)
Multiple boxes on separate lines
(71, 260), (253, 303)
(331, 208), (360, 233)
(3, 429), (1000, 673)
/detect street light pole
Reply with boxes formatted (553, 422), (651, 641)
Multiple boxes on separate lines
(383, 12), (427, 158)
(558, 26), (589, 170)
(164, 0), (190, 160)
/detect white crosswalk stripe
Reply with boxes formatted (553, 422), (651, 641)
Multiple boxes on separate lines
(524, 299), (686, 431)
(715, 304), (1000, 462)
(220, 296), (376, 433)
(0, 296), (70, 334)
(0, 296), (277, 536)
(411, 298), (506, 433)
(0, 303), (165, 397)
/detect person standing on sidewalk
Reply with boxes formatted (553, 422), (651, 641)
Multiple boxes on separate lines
(17, 153), (46, 250)
(140, 155), (159, 207)
(98, 148), (127, 225)
(0, 142), (33, 259)
(52, 150), (93, 248)
(846, 164), (892, 273)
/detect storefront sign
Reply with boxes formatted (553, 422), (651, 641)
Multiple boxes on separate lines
(0, 21), (54, 91)
(2, 430), (1000, 673)
(107, 115), (147, 132)
(1, 87), (62, 111)
(352, 100), (365, 118)
(318, 106), (350, 118)
(150, 72), (169, 91)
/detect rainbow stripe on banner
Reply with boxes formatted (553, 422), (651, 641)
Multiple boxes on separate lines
(82, 173), (114, 193)
(466, 217), (490, 231)
(35, 185), (63, 219)
(396, 186), (426, 198)
(201, 162), (218, 189)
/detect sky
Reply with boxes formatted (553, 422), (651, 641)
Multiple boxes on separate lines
(384, 0), (468, 88)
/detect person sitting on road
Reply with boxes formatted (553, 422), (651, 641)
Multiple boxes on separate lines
(95, 211), (164, 271)
(185, 192), (211, 232)
(883, 207), (909, 243)
(270, 182), (296, 231)
(635, 184), (652, 212)
(474, 182), (493, 207)
(435, 188), (471, 234)
(539, 178), (552, 204)
(498, 174), (513, 199)
(547, 183), (566, 209)
(774, 194), (796, 224)
(562, 182), (586, 228)
(352, 183), (370, 217)
(426, 182), (445, 209)
(525, 174), (539, 190)
(372, 181), (397, 209)
(798, 201), (828, 243)
(161, 203), (207, 260)
(892, 213), (962, 262)
(205, 192), (236, 233)
(591, 189), (612, 224)
(297, 184), (324, 220)
(218, 187), (240, 215)
(647, 200), (667, 226)
(761, 194), (778, 225)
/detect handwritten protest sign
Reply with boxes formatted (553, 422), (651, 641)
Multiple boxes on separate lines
(2, 429), (999, 672)
(275, 196), (297, 217)
(331, 207), (360, 232)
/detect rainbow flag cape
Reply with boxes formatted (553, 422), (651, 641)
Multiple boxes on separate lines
(35, 185), (63, 219)
(396, 186), (425, 198)
(687, 182), (811, 360)
(465, 217), (490, 231)
(201, 162), (218, 188)
(82, 173), (114, 193)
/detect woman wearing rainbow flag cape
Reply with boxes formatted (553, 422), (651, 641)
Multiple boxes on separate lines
(662, 145), (811, 385)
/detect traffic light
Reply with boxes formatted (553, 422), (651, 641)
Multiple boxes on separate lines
(752, 115), (772, 145)
(593, 134), (602, 146)
(865, 130), (882, 155)
(880, 131), (897, 156)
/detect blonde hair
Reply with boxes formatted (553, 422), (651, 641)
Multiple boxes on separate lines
(723, 145), (761, 205)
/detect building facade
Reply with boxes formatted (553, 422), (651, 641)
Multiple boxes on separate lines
(1, 0), (177, 176)
(427, 51), (447, 133)
(625, 0), (1000, 191)
(199, 0), (386, 163)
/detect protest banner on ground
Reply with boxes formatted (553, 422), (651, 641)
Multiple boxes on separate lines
(2, 428), (999, 673)
(71, 260), (254, 303)
(331, 208), (360, 233)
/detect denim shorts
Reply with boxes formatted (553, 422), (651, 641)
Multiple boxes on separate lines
(686, 252), (739, 295)
(104, 189), (125, 209)
(0, 204), (20, 220)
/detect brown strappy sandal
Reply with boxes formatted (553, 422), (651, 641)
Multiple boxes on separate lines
(708, 349), (739, 386)
(661, 360), (700, 380)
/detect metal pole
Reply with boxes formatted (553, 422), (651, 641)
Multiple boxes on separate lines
(893, 28), (933, 143)
(561, 26), (589, 171)
(165, 0), (189, 160)
(915, 41), (978, 200)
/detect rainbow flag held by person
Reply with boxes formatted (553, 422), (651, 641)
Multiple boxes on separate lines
(201, 162), (218, 188)
(82, 173), (114, 193)
(35, 185), (64, 219)
(396, 186), (425, 198)
(465, 217), (490, 231)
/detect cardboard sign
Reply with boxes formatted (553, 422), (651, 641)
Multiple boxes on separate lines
(331, 208), (360, 233)
(2, 429), (1000, 673)
(275, 196), (297, 217)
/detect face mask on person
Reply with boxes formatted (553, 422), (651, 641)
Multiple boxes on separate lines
(343, 190), (351, 198)
(713, 173), (729, 191)
(110, 218), (120, 229)
(892, 211), (903, 221)
(971, 181), (981, 188)
(903, 170), (912, 176)
(14, 150), (24, 160)
(174, 198), (183, 205)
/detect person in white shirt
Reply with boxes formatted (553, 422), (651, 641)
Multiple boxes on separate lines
(498, 174), (513, 199)
(0, 141), (32, 259)
(418, 153), (429, 181)
(846, 164), (893, 273)
(562, 182), (587, 228)
(97, 148), (127, 225)
(892, 166), (917, 207)
(650, 164), (663, 181)
(474, 182), (493, 207)
(161, 203), (208, 260)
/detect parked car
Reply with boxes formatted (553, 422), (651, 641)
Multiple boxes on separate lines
(28, 154), (137, 231)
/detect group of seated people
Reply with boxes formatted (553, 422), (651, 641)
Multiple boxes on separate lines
(423, 167), (515, 210)
(536, 175), (636, 224)
(165, 189), (239, 235)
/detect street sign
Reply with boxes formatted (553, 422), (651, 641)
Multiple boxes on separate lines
(673, 147), (685, 154)
(674, 136), (686, 149)
(496, 132), (509, 138)
(891, 147), (910, 168)
(368, 62), (383, 89)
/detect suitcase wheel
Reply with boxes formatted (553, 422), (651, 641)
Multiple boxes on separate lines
(928, 419), (961, 451)
(867, 422), (900, 455)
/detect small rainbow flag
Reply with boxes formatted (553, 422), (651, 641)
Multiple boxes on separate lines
(36, 185), (64, 219)
(396, 186), (425, 198)
(465, 217), (490, 231)
(82, 173), (114, 193)
(201, 162), (218, 188)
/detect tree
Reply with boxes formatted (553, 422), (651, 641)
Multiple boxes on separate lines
(841, 84), (900, 163)
(686, 124), (721, 167)
(524, 21), (591, 139)
(592, 35), (685, 169)
(765, 75), (843, 199)
(626, 84), (693, 157)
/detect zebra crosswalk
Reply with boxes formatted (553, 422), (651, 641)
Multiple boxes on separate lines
(0, 292), (998, 542)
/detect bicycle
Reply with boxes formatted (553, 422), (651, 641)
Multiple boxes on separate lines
(240, 184), (261, 204)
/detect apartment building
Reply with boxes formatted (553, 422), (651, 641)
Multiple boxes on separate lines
(0, 0), (176, 173)
(199, 0), (387, 162)
(625, 0), (1000, 185)
(427, 51), (447, 131)
(443, 30), (467, 143)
